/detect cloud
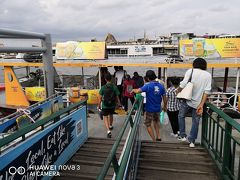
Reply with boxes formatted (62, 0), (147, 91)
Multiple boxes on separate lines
(0, 0), (240, 42)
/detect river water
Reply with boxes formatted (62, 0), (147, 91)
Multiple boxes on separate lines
(0, 56), (239, 83)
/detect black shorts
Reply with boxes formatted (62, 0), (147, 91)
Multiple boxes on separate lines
(102, 108), (115, 116)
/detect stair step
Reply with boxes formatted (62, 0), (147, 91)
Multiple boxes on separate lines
(138, 165), (217, 176)
(141, 142), (205, 151)
(140, 148), (208, 155)
(76, 147), (122, 154)
(136, 169), (219, 180)
(87, 137), (125, 145)
(138, 161), (216, 174)
(81, 143), (123, 150)
(74, 149), (122, 158)
(56, 169), (113, 180)
(139, 153), (211, 162)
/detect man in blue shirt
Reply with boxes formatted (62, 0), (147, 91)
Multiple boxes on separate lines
(132, 70), (167, 141)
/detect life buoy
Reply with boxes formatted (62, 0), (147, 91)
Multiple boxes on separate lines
(208, 93), (228, 108)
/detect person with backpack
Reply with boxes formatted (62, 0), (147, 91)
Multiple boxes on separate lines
(98, 73), (120, 138)
(132, 70), (167, 141)
(122, 74), (136, 113)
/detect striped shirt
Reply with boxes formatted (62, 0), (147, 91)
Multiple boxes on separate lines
(166, 87), (180, 111)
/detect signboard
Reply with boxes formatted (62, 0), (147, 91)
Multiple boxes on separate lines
(128, 45), (152, 56)
(180, 38), (240, 58)
(0, 96), (64, 133)
(56, 41), (106, 60)
(0, 106), (87, 180)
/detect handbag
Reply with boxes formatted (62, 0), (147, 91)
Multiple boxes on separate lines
(177, 69), (193, 100)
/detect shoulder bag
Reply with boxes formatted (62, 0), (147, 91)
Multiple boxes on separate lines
(177, 69), (193, 100)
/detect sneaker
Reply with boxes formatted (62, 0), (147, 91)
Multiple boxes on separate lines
(171, 133), (179, 138)
(107, 131), (112, 138)
(177, 136), (187, 142)
(109, 125), (113, 130)
(189, 142), (195, 148)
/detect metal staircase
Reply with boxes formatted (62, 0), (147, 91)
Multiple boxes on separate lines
(56, 137), (124, 180)
(137, 141), (220, 180)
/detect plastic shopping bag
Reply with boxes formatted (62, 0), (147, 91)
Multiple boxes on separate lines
(160, 111), (169, 125)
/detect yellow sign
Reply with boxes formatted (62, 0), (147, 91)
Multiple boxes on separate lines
(56, 41), (106, 60)
(25, 87), (46, 102)
(180, 38), (240, 58)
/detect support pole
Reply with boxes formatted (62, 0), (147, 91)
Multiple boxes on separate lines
(158, 68), (161, 79)
(211, 68), (214, 78)
(163, 68), (166, 80)
(164, 67), (168, 85)
(233, 68), (239, 110)
(42, 34), (54, 97)
(223, 67), (229, 92)
(99, 67), (101, 89)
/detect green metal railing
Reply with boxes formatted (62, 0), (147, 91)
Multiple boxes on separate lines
(97, 97), (143, 180)
(0, 100), (87, 153)
(202, 102), (240, 180)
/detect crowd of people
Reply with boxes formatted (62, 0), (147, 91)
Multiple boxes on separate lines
(98, 58), (212, 148)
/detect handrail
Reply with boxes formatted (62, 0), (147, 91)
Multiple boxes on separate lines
(0, 100), (86, 149)
(0, 93), (60, 123)
(202, 102), (240, 180)
(97, 97), (143, 179)
(116, 100), (143, 180)
(206, 102), (240, 132)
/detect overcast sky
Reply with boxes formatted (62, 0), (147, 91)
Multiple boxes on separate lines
(1, 0), (240, 42)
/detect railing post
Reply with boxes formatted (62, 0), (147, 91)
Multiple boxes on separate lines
(129, 116), (134, 127)
(112, 154), (120, 174)
(222, 122), (232, 175)
(201, 104), (207, 145)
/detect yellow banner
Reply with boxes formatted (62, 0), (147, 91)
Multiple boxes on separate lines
(56, 41), (106, 60)
(180, 38), (240, 58)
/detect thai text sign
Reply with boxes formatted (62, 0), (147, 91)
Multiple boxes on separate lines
(180, 38), (240, 58)
(56, 41), (106, 60)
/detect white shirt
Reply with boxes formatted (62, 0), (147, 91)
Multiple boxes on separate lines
(141, 92), (146, 103)
(115, 70), (126, 85)
(180, 68), (212, 109)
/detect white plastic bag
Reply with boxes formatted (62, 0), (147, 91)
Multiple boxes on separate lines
(160, 111), (169, 125)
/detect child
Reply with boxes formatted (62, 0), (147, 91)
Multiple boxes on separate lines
(166, 77), (180, 137)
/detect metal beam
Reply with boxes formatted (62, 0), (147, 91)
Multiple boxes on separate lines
(0, 47), (46, 53)
(0, 35), (39, 39)
(1, 62), (240, 68)
(42, 34), (54, 97)
(0, 28), (45, 39)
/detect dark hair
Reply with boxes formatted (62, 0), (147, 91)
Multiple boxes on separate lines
(119, 66), (123, 70)
(114, 66), (119, 71)
(133, 72), (138, 76)
(144, 76), (149, 82)
(193, 58), (207, 70)
(171, 76), (180, 86)
(146, 70), (157, 81)
(101, 67), (108, 73)
(104, 73), (112, 81)
(125, 74), (130, 80)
